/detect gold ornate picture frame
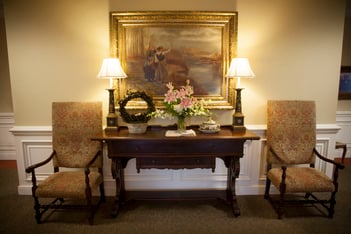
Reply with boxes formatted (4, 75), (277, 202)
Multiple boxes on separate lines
(339, 66), (351, 100)
(110, 11), (238, 109)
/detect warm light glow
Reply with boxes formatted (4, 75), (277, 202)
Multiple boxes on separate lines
(226, 58), (255, 88)
(97, 58), (127, 88)
(226, 58), (255, 78)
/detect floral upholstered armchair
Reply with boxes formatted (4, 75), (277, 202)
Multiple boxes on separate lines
(264, 100), (345, 219)
(25, 102), (105, 225)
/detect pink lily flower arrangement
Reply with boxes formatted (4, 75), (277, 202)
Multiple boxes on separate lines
(150, 80), (210, 120)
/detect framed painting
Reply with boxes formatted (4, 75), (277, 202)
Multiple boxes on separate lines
(110, 11), (238, 109)
(338, 66), (351, 100)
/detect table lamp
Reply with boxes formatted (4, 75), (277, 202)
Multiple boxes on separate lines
(97, 58), (127, 129)
(226, 58), (255, 132)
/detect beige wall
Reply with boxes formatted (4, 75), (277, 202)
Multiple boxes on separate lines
(338, 0), (351, 111)
(3, 0), (347, 125)
(3, 0), (110, 125)
(0, 2), (12, 112)
(342, 0), (351, 65)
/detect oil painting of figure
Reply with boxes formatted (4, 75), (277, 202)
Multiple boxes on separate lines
(125, 26), (223, 97)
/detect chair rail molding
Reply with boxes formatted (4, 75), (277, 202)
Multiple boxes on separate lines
(0, 113), (15, 160)
(336, 111), (351, 122)
(10, 124), (341, 196)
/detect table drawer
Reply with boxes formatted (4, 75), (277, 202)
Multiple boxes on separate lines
(136, 157), (215, 171)
(109, 140), (242, 156)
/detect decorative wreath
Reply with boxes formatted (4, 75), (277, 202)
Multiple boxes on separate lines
(118, 90), (156, 123)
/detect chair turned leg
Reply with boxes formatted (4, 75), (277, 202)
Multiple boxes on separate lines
(277, 184), (286, 219)
(86, 190), (95, 225)
(264, 178), (271, 199)
(277, 206), (284, 219)
(328, 192), (337, 218)
(33, 197), (42, 224)
(100, 183), (106, 203)
(87, 205), (95, 225)
(88, 214), (94, 225)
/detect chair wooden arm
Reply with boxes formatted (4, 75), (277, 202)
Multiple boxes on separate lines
(313, 147), (344, 197)
(335, 142), (347, 164)
(86, 150), (102, 168)
(313, 148), (345, 170)
(25, 151), (56, 173)
(84, 150), (102, 196)
(268, 147), (289, 186)
(25, 151), (56, 196)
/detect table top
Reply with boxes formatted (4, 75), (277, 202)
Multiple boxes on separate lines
(92, 126), (260, 141)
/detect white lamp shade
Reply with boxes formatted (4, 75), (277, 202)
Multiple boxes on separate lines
(226, 58), (255, 78)
(97, 58), (127, 79)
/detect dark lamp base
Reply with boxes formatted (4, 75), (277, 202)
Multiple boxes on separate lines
(232, 88), (246, 132)
(105, 88), (118, 130)
(107, 116), (118, 127)
(232, 125), (246, 132)
(105, 126), (118, 132)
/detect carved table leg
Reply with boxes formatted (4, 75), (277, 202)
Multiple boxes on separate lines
(227, 156), (240, 217)
(111, 158), (124, 217)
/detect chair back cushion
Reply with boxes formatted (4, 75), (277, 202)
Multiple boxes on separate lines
(52, 102), (102, 168)
(267, 100), (316, 164)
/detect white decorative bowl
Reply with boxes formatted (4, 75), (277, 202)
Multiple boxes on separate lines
(199, 119), (220, 131)
(127, 123), (148, 134)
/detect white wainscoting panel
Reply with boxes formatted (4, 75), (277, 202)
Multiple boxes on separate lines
(0, 113), (15, 160)
(10, 126), (52, 195)
(336, 111), (351, 159)
(11, 124), (341, 196)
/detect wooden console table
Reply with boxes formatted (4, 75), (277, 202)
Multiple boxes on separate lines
(92, 126), (260, 217)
